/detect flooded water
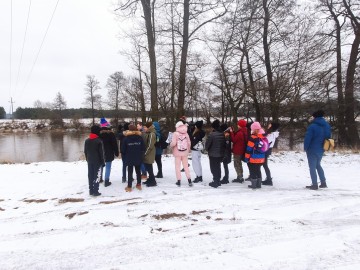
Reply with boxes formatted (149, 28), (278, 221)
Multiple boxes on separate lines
(0, 132), (88, 163)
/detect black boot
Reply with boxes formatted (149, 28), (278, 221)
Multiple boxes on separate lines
(188, 179), (193, 187)
(193, 176), (203, 183)
(176, 180), (181, 186)
(248, 178), (257, 189)
(155, 172), (163, 178)
(232, 176), (244, 183)
(104, 180), (112, 187)
(220, 177), (229, 184)
(306, 184), (318, 190)
(256, 178), (262, 189)
(262, 177), (273, 186)
(209, 181), (219, 188)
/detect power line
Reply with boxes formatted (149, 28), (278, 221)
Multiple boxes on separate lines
(14, 0), (32, 95)
(9, 0), (13, 98)
(17, 0), (61, 101)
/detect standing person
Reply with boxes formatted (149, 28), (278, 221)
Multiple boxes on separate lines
(99, 118), (119, 187)
(121, 124), (145, 192)
(153, 121), (164, 178)
(137, 121), (148, 179)
(170, 121), (192, 186)
(142, 122), (157, 187)
(244, 122), (266, 189)
(220, 123), (232, 184)
(230, 119), (248, 183)
(84, 125), (105, 196)
(191, 120), (206, 183)
(205, 119), (225, 188)
(119, 123), (130, 183)
(262, 122), (280, 186)
(304, 110), (331, 190)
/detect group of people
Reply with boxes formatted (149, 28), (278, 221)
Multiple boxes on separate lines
(84, 109), (331, 196)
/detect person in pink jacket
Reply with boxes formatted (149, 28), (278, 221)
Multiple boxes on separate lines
(170, 121), (193, 187)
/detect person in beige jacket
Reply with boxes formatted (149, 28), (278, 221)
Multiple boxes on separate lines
(142, 122), (157, 187)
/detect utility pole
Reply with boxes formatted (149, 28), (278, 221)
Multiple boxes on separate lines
(9, 97), (15, 121)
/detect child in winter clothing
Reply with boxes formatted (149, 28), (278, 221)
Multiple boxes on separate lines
(262, 122), (280, 186)
(99, 118), (119, 187)
(191, 120), (206, 183)
(205, 119), (226, 188)
(220, 123), (232, 184)
(84, 125), (105, 196)
(230, 119), (248, 183)
(244, 122), (266, 189)
(121, 124), (145, 192)
(170, 121), (192, 187)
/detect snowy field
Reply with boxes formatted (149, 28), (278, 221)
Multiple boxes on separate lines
(1, 151), (360, 270)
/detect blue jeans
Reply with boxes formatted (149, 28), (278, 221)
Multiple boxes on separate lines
(140, 163), (146, 175)
(306, 151), (326, 186)
(100, 162), (112, 181)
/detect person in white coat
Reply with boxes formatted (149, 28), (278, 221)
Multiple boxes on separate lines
(262, 122), (280, 186)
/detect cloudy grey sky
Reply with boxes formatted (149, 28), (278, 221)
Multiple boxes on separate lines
(0, 0), (131, 113)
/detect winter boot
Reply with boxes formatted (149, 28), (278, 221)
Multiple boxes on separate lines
(104, 180), (112, 187)
(122, 177), (126, 183)
(256, 178), (262, 189)
(306, 184), (318, 190)
(188, 179), (193, 187)
(155, 172), (163, 178)
(232, 176), (244, 183)
(176, 180), (181, 187)
(92, 191), (101, 196)
(319, 182), (327, 188)
(146, 181), (157, 187)
(262, 177), (273, 186)
(135, 184), (142, 191)
(209, 181), (220, 188)
(141, 174), (148, 180)
(220, 177), (229, 184)
(248, 179), (257, 189)
(125, 186), (132, 192)
(193, 176), (203, 183)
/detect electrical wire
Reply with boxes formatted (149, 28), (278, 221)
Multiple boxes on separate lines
(16, 0), (60, 102)
(9, 0), (13, 98)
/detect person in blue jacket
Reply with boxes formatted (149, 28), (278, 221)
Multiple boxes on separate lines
(304, 110), (331, 190)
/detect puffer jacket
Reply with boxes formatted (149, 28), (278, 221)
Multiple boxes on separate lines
(121, 130), (145, 166)
(304, 117), (331, 154)
(153, 121), (163, 156)
(230, 127), (248, 155)
(99, 128), (119, 162)
(143, 125), (156, 164)
(84, 133), (105, 165)
(205, 129), (225, 158)
(244, 134), (266, 164)
(170, 123), (191, 157)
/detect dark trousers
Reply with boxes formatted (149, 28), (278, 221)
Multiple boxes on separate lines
(209, 156), (223, 184)
(122, 154), (127, 178)
(87, 162), (101, 193)
(222, 161), (229, 180)
(263, 150), (272, 179)
(155, 154), (162, 174)
(127, 165), (141, 188)
(248, 163), (262, 180)
(144, 163), (156, 184)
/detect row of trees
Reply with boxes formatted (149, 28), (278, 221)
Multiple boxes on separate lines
(0, 107), (6, 119)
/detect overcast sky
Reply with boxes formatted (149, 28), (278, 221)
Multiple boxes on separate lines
(0, 0), (131, 113)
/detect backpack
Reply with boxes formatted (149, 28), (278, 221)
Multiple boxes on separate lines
(177, 134), (188, 151)
(256, 136), (269, 153)
(155, 133), (169, 149)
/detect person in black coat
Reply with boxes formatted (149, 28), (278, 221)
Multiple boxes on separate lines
(84, 125), (105, 196)
(205, 119), (225, 188)
(99, 118), (119, 187)
(121, 124), (146, 192)
(220, 123), (232, 184)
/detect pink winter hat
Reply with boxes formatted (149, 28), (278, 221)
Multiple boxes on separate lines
(251, 122), (265, 134)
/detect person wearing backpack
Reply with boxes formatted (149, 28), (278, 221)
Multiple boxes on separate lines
(191, 120), (206, 183)
(170, 121), (193, 187)
(244, 122), (267, 189)
(230, 119), (248, 183)
(261, 122), (280, 186)
(304, 110), (331, 190)
(205, 119), (226, 188)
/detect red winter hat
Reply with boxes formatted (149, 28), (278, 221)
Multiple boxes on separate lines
(237, 119), (247, 127)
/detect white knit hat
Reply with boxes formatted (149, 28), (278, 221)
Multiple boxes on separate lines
(175, 121), (186, 128)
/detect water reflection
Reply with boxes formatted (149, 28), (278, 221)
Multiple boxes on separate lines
(0, 132), (88, 163)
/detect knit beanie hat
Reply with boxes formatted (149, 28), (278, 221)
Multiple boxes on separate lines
(220, 123), (228, 132)
(312, 110), (325, 118)
(237, 119), (247, 127)
(145, 121), (153, 128)
(100, 118), (110, 127)
(90, 125), (101, 135)
(251, 122), (265, 134)
(211, 119), (220, 130)
(175, 121), (186, 128)
(195, 120), (203, 129)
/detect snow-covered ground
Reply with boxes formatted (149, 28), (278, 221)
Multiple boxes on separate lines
(1, 151), (360, 269)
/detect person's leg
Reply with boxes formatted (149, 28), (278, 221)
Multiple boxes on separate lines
(144, 163), (156, 186)
(122, 155), (127, 182)
(306, 152), (318, 186)
(175, 156), (182, 180)
(127, 165), (134, 188)
(182, 156), (191, 179)
(104, 161), (112, 181)
(88, 163), (94, 194)
(315, 153), (326, 184)
(247, 163), (257, 189)
(210, 157), (222, 185)
(191, 150), (202, 178)
(92, 164), (101, 194)
(233, 154), (243, 179)
(155, 154), (163, 177)
(134, 165), (142, 186)
(263, 153), (271, 180)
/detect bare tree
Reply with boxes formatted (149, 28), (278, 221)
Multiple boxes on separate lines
(83, 75), (102, 125)
(52, 92), (67, 119)
(106, 71), (126, 127)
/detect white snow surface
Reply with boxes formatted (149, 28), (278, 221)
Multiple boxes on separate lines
(1, 151), (360, 270)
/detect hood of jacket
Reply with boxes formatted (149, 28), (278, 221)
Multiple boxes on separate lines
(176, 124), (188, 134)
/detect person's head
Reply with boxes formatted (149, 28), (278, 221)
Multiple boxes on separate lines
(312, 110), (325, 118)
(250, 122), (265, 135)
(268, 122), (280, 132)
(179, 116), (187, 124)
(195, 120), (203, 130)
(128, 124), (137, 131)
(237, 119), (247, 129)
(123, 122), (130, 131)
(90, 125), (101, 136)
(144, 121), (153, 131)
(136, 121), (143, 131)
(211, 119), (220, 131)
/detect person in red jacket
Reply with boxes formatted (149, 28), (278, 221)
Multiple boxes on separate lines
(230, 119), (248, 183)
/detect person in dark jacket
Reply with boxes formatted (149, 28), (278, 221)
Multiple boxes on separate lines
(304, 110), (331, 190)
(121, 124), (145, 192)
(205, 119), (225, 188)
(99, 118), (119, 187)
(220, 123), (232, 184)
(191, 120), (206, 183)
(244, 122), (266, 189)
(84, 125), (105, 196)
(119, 122), (130, 183)
(153, 121), (164, 178)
